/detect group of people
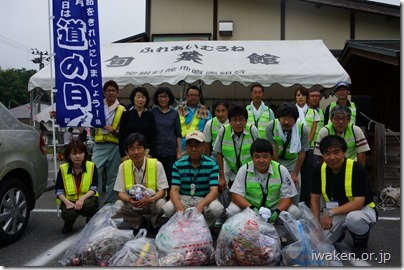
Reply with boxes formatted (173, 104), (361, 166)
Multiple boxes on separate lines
(55, 80), (377, 258)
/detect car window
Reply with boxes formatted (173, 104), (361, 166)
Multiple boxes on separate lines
(0, 103), (28, 130)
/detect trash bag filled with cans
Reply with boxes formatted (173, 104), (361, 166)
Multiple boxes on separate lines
(155, 207), (215, 266)
(215, 207), (281, 266)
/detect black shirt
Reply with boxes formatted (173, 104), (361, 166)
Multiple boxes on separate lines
(118, 109), (156, 157)
(311, 159), (373, 206)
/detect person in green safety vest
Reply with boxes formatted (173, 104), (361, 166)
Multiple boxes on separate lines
(310, 135), (377, 259)
(213, 106), (260, 228)
(246, 83), (275, 139)
(203, 100), (230, 159)
(265, 103), (309, 206)
(226, 139), (301, 227)
(314, 105), (370, 166)
(299, 88), (323, 206)
(113, 133), (169, 235)
(55, 139), (99, 234)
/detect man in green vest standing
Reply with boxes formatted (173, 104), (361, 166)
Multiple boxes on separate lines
(213, 106), (260, 227)
(177, 85), (212, 157)
(311, 135), (377, 258)
(314, 105), (370, 166)
(300, 89), (325, 205)
(113, 133), (169, 235)
(324, 81), (363, 126)
(246, 83), (275, 139)
(265, 103), (309, 205)
(226, 139), (300, 224)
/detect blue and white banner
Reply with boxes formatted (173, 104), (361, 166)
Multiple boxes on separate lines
(52, 0), (105, 127)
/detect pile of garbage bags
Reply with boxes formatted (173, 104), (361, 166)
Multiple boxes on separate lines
(59, 203), (343, 266)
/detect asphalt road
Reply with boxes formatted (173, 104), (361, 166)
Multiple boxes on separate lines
(0, 155), (401, 267)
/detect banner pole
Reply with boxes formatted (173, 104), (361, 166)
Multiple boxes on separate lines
(48, 0), (60, 217)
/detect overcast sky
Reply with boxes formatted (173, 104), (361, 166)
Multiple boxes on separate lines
(0, 0), (399, 71)
(0, 0), (146, 70)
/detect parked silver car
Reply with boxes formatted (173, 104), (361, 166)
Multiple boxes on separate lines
(0, 102), (48, 245)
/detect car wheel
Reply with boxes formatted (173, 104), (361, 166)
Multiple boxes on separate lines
(0, 177), (31, 246)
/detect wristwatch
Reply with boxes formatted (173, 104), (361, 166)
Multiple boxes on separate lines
(327, 210), (334, 218)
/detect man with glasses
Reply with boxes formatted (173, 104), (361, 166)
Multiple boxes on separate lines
(162, 130), (223, 227)
(93, 80), (125, 204)
(314, 105), (370, 166)
(213, 106), (259, 227)
(177, 85), (212, 157)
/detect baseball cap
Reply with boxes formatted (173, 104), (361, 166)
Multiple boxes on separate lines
(185, 130), (205, 142)
(335, 81), (350, 91)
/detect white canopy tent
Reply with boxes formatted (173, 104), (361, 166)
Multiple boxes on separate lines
(28, 39), (350, 92)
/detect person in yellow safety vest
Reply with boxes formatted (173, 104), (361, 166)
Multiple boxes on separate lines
(92, 80), (125, 205)
(177, 85), (212, 157)
(265, 103), (310, 206)
(203, 100), (230, 159)
(55, 139), (99, 234)
(246, 83), (275, 139)
(314, 105), (370, 166)
(226, 139), (301, 229)
(213, 106), (260, 228)
(310, 135), (377, 259)
(113, 133), (169, 236)
(324, 81), (362, 126)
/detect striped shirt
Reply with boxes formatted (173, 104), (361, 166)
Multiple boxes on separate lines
(172, 155), (218, 197)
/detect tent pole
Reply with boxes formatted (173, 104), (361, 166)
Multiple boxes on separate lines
(48, 0), (60, 217)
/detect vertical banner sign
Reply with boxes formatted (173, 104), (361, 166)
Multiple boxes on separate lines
(53, 0), (105, 127)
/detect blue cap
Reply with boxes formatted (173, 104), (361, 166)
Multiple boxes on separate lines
(335, 81), (350, 91)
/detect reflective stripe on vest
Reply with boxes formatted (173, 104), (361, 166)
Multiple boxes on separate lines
(94, 104), (124, 143)
(245, 160), (282, 210)
(122, 158), (157, 192)
(272, 119), (303, 160)
(329, 101), (357, 124)
(312, 108), (324, 148)
(325, 123), (356, 160)
(321, 159), (375, 208)
(221, 124), (254, 173)
(56, 161), (98, 206)
(180, 111), (201, 137)
(210, 117), (220, 146)
(246, 105), (272, 139)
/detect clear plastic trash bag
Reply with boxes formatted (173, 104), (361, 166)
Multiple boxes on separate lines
(155, 207), (215, 266)
(215, 207), (281, 266)
(279, 202), (343, 266)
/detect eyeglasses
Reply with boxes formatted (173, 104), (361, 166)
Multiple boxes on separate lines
(187, 94), (200, 98)
(333, 116), (349, 121)
(158, 95), (169, 99)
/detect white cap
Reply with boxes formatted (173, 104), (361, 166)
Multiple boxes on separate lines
(185, 130), (205, 142)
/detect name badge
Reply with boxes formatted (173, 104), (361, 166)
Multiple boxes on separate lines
(326, 201), (339, 209)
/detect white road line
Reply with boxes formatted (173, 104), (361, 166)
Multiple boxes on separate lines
(23, 233), (79, 266)
(32, 209), (59, 213)
(378, 217), (400, 221)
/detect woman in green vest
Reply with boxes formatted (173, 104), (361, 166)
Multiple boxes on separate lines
(55, 139), (99, 234)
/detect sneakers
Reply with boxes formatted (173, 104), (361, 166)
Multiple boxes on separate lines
(133, 217), (149, 236)
(62, 221), (74, 234)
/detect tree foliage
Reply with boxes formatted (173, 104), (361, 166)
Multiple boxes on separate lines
(0, 68), (38, 108)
